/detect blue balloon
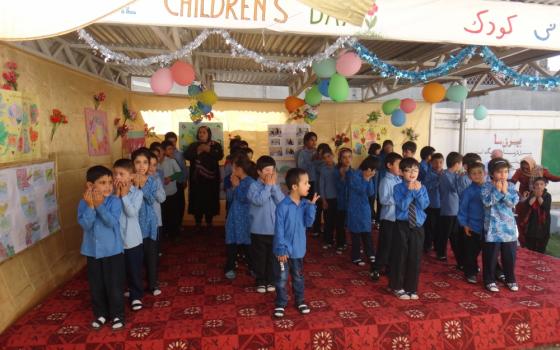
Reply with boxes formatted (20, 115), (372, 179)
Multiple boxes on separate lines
(318, 79), (330, 97)
(188, 85), (202, 96)
(197, 102), (212, 114)
(391, 109), (406, 127)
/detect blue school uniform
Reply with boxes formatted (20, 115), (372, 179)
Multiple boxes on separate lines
(334, 167), (350, 211)
(458, 183), (484, 234)
(78, 195), (123, 259)
(247, 180), (285, 235)
(152, 175), (166, 228)
(119, 186), (143, 249)
(225, 176), (255, 244)
(423, 168), (441, 209)
(458, 173), (472, 197)
(319, 164), (338, 199)
(481, 182), (519, 242)
(439, 170), (460, 216)
(379, 172), (401, 222)
(393, 182), (430, 226)
(273, 196), (316, 259)
(346, 169), (376, 233)
(138, 176), (159, 241)
(419, 160), (430, 182)
(296, 148), (317, 182)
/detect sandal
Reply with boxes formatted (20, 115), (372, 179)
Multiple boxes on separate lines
(297, 304), (310, 314)
(131, 299), (143, 311)
(273, 307), (285, 318)
(91, 316), (106, 330)
(111, 317), (124, 330)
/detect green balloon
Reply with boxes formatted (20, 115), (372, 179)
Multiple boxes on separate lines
(328, 73), (349, 102)
(473, 105), (488, 120)
(312, 58), (336, 78)
(382, 99), (401, 115)
(305, 85), (322, 106)
(446, 85), (468, 102)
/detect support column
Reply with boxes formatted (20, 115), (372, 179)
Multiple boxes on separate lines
(458, 80), (467, 154)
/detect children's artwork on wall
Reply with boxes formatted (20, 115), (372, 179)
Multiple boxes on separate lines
(84, 108), (110, 156)
(268, 124), (310, 160)
(0, 161), (59, 263)
(125, 130), (145, 155)
(350, 123), (388, 156)
(0, 89), (40, 163)
(178, 122), (224, 152)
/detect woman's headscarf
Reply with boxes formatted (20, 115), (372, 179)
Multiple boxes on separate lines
(520, 156), (544, 191)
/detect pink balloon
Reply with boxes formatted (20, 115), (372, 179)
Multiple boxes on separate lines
(171, 61), (195, 86)
(400, 98), (417, 113)
(335, 52), (362, 77)
(150, 68), (173, 95)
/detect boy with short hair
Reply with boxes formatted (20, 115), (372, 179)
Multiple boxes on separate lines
(296, 132), (320, 236)
(402, 141), (417, 159)
(113, 158), (144, 312)
(390, 158), (430, 300)
(164, 132), (188, 232)
(147, 151), (166, 294)
(371, 152), (402, 281)
(273, 168), (319, 318)
(419, 146), (435, 182)
(160, 140), (183, 238)
(423, 153), (444, 253)
(458, 153), (482, 196)
(78, 165), (125, 330)
(319, 149), (338, 249)
(248, 156), (285, 293)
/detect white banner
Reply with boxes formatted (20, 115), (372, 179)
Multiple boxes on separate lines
(100, 0), (560, 51)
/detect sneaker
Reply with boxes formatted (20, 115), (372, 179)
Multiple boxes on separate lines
(370, 270), (380, 281)
(152, 289), (162, 296)
(123, 291), (130, 298)
(266, 285), (276, 292)
(507, 283), (519, 292)
(353, 260), (366, 267)
(336, 248), (344, 255)
(394, 289), (410, 300)
(466, 276), (477, 284)
(437, 256), (447, 261)
(225, 270), (236, 280)
(369, 256), (376, 263)
(408, 292), (419, 300)
(322, 244), (332, 250)
(297, 303), (311, 314)
(256, 285), (267, 294)
(486, 283), (499, 292)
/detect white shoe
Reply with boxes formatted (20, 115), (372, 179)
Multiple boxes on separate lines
(266, 285), (276, 292)
(152, 289), (162, 296)
(256, 285), (266, 293)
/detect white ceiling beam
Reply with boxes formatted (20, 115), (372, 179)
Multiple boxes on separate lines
(150, 26), (177, 52)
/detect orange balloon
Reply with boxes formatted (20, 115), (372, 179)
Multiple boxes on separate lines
(284, 96), (305, 113)
(422, 82), (446, 103)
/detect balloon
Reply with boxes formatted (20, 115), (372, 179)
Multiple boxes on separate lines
(312, 58), (336, 78)
(391, 109), (406, 127)
(328, 73), (349, 102)
(446, 85), (469, 102)
(336, 52), (362, 76)
(305, 85), (322, 106)
(473, 105), (488, 120)
(196, 90), (218, 106)
(170, 61), (195, 86)
(400, 98), (417, 113)
(422, 82), (446, 103)
(197, 102), (212, 114)
(188, 85), (202, 96)
(382, 99), (401, 115)
(150, 68), (173, 95)
(318, 79), (330, 97)
(284, 96), (305, 113)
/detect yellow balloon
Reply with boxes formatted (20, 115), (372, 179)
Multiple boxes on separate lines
(196, 90), (218, 106)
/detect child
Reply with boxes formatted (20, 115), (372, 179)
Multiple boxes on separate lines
(418, 146), (435, 182)
(378, 140), (394, 181)
(458, 153), (482, 196)
(390, 158), (430, 299)
(371, 152), (402, 280)
(248, 156), (285, 293)
(423, 153), (444, 253)
(313, 143), (332, 237)
(224, 154), (256, 279)
(147, 151), (166, 292)
(524, 177), (552, 253)
(368, 143), (381, 156)
(347, 156), (379, 266)
(481, 158), (519, 292)
(334, 148), (352, 254)
(160, 140), (183, 238)
(78, 166), (125, 330)
(296, 132), (319, 236)
(273, 168), (319, 318)
(458, 162), (486, 283)
(113, 159), (144, 312)
(437, 152), (463, 267)
(319, 149), (338, 249)
(402, 141), (417, 159)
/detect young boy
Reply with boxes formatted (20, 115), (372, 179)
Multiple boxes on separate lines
(147, 151), (166, 294)
(164, 132), (188, 233)
(371, 152), (402, 280)
(319, 149), (338, 249)
(273, 168), (319, 318)
(423, 153), (444, 253)
(402, 141), (417, 159)
(418, 146), (435, 182)
(458, 153), (482, 196)
(390, 158), (430, 300)
(437, 152), (463, 267)
(296, 132), (319, 236)
(113, 159), (144, 312)
(78, 166), (125, 330)
(160, 140), (183, 238)
(458, 162), (486, 283)
(248, 156), (285, 293)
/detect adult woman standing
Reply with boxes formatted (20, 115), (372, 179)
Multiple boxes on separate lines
(184, 126), (224, 232)
(510, 156), (560, 246)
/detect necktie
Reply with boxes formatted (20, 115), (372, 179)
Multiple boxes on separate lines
(408, 200), (417, 228)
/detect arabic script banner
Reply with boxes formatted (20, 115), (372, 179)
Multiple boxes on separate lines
(100, 0), (560, 50)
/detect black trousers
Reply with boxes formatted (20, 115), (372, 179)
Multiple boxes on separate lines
(87, 253), (125, 321)
(482, 241), (517, 285)
(335, 210), (347, 248)
(424, 208), (440, 252)
(351, 232), (374, 262)
(162, 190), (181, 237)
(369, 196), (376, 222)
(176, 182), (186, 228)
(125, 244), (144, 301)
(323, 199), (337, 245)
(194, 213), (214, 226)
(251, 234), (275, 286)
(308, 181), (322, 233)
(526, 235), (550, 254)
(143, 236), (159, 291)
(437, 215), (464, 267)
(225, 244), (252, 272)
(464, 231), (482, 277)
(372, 220), (396, 272)
(389, 221), (424, 293)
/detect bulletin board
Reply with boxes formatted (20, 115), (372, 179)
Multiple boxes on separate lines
(542, 130), (560, 175)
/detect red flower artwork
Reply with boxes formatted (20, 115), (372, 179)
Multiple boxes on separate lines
(2, 61), (19, 91)
(49, 109), (68, 141)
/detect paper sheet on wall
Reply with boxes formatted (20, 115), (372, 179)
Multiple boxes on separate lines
(350, 123), (389, 156)
(179, 122), (224, 152)
(0, 90), (40, 163)
(84, 108), (110, 156)
(0, 161), (59, 263)
(268, 124), (310, 161)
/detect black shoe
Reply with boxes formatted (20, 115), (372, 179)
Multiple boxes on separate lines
(437, 256), (447, 261)
(370, 270), (380, 281)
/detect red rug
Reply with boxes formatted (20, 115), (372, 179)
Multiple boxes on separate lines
(1, 229), (560, 350)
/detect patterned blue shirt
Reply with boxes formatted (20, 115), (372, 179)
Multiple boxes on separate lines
(393, 182), (430, 226)
(379, 172), (401, 222)
(481, 181), (519, 242)
(247, 180), (285, 235)
(225, 176), (255, 244)
(458, 182), (484, 234)
(439, 170), (460, 216)
(346, 169), (376, 233)
(424, 168), (441, 209)
(78, 195), (123, 259)
(273, 196), (316, 259)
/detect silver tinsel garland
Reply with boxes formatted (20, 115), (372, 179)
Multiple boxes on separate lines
(77, 29), (356, 72)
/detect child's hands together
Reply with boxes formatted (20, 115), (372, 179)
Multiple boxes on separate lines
(92, 189), (104, 207)
(407, 180), (421, 191)
(83, 187), (94, 208)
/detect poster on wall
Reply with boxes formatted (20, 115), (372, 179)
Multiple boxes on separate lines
(178, 122), (224, 152)
(84, 108), (110, 156)
(0, 89), (40, 163)
(268, 124), (310, 161)
(125, 130), (145, 155)
(0, 161), (59, 263)
(350, 124), (388, 156)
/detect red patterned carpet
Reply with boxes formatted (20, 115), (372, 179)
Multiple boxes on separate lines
(1, 228), (560, 350)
